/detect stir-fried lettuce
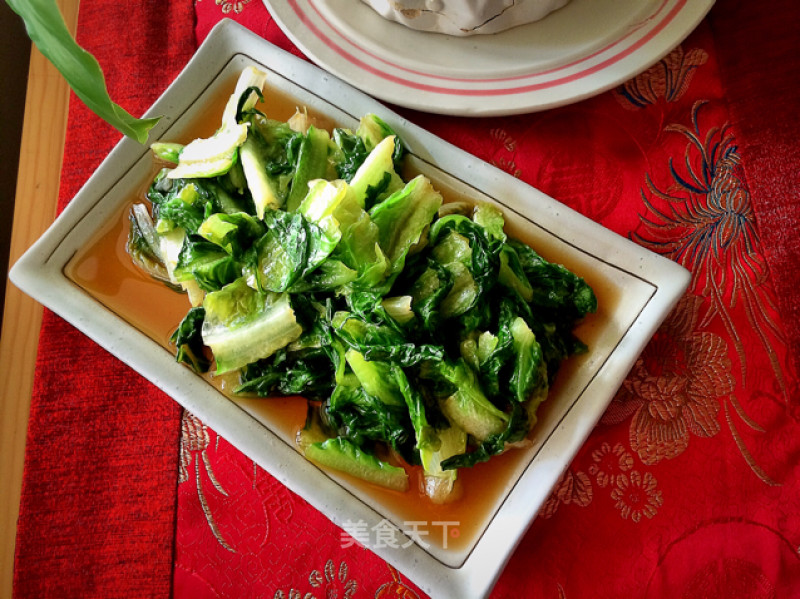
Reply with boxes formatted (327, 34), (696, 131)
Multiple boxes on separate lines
(128, 67), (597, 503)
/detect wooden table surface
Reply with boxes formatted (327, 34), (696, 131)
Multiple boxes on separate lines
(0, 1), (80, 596)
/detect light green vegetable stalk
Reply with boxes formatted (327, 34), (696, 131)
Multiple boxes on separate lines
(7, 0), (161, 143)
(201, 279), (302, 374)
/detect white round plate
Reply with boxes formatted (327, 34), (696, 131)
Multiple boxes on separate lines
(262, 0), (715, 116)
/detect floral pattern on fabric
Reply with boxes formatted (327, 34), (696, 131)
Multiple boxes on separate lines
(274, 559), (358, 599)
(635, 102), (786, 398)
(622, 100), (789, 486)
(609, 294), (731, 465)
(611, 470), (663, 523)
(175, 418), (426, 597)
(615, 46), (709, 108)
(179, 411), (236, 552)
(541, 442), (664, 523)
(538, 468), (593, 519)
(589, 442), (634, 488)
(374, 566), (420, 598)
(195, 0), (254, 16)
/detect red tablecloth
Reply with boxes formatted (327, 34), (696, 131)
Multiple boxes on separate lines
(13, 1), (800, 597)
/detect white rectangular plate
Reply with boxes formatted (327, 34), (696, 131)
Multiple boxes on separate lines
(10, 19), (690, 599)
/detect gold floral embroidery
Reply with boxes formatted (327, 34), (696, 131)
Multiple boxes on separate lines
(491, 156), (522, 178)
(311, 560), (357, 598)
(615, 45), (708, 108)
(632, 102), (786, 485)
(635, 101), (786, 397)
(539, 468), (593, 519)
(618, 295), (731, 464)
(589, 442), (634, 487)
(179, 410), (235, 552)
(276, 559), (358, 599)
(490, 128), (516, 152)
(542, 447), (664, 521)
(215, 0), (253, 14)
(611, 470), (663, 522)
(375, 565), (419, 598)
(273, 590), (314, 599)
(486, 129), (522, 177)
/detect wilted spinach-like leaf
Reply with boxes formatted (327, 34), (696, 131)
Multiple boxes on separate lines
(332, 128), (369, 182)
(508, 239), (597, 318)
(407, 260), (454, 334)
(370, 175), (443, 275)
(154, 183), (209, 235)
(198, 212), (265, 257)
(332, 312), (444, 367)
(173, 237), (241, 292)
(237, 347), (335, 401)
(254, 210), (309, 292)
(325, 383), (412, 451)
(170, 307), (210, 374)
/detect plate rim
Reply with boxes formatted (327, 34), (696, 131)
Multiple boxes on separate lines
(9, 18), (691, 598)
(261, 0), (715, 115)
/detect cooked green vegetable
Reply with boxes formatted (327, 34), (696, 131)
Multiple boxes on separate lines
(128, 68), (597, 500)
(127, 203), (172, 287)
(305, 437), (409, 493)
(201, 280), (302, 374)
(170, 307), (210, 374)
(432, 358), (509, 442)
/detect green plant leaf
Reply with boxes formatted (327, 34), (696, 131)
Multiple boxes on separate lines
(7, 0), (161, 143)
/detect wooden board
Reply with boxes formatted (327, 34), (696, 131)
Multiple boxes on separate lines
(0, 1), (79, 595)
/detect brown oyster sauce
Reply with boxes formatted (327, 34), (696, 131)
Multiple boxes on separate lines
(65, 84), (612, 554)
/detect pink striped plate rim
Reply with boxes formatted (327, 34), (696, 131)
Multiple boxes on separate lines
(262, 0), (715, 115)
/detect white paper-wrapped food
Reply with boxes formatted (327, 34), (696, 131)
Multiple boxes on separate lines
(361, 0), (570, 36)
